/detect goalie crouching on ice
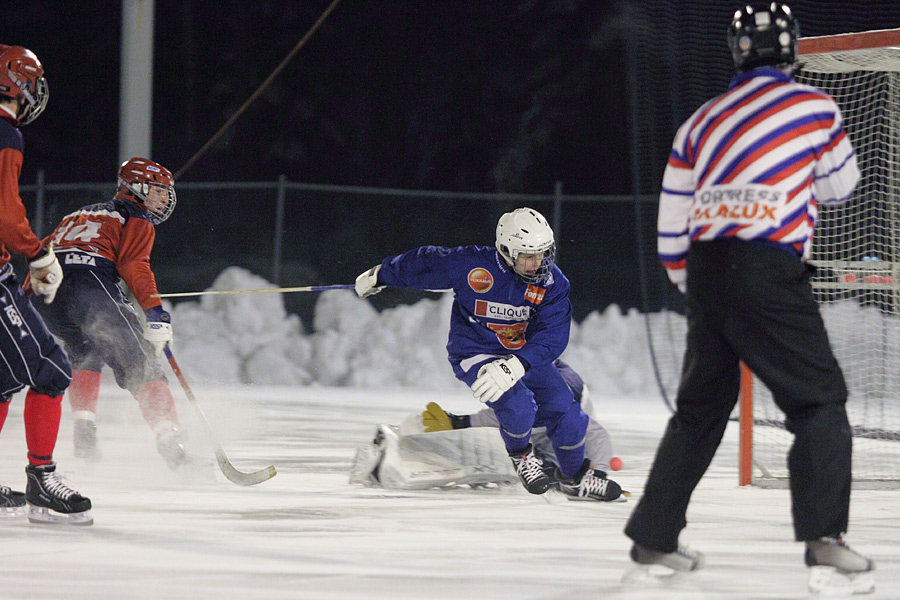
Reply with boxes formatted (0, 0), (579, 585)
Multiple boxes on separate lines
(351, 358), (625, 502)
(351, 207), (624, 502)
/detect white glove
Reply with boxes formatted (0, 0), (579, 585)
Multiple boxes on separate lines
(28, 245), (63, 304)
(471, 356), (526, 403)
(355, 265), (385, 298)
(143, 307), (173, 358)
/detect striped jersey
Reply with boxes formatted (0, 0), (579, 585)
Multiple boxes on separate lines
(657, 67), (859, 286)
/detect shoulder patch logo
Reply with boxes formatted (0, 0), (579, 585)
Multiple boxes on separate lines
(524, 285), (546, 305)
(468, 268), (494, 293)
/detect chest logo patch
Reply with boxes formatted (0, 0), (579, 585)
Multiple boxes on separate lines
(467, 268), (494, 293)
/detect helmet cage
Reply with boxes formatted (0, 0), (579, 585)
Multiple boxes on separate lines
(121, 179), (177, 225)
(116, 158), (176, 225)
(8, 70), (48, 126)
(728, 3), (799, 72)
(495, 207), (556, 284)
(0, 45), (49, 126)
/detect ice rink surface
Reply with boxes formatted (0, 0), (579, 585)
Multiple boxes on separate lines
(0, 383), (897, 600)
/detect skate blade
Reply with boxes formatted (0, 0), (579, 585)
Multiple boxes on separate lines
(621, 563), (697, 586)
(808, 566), (874, 595)
(0, 505), (27, 519)
(27, 505), (93, 526)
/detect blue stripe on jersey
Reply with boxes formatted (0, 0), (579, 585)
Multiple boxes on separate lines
(693, 80), (783, 160)
(658, 229), (688, 238)
(712, 112), (827, 185)
(752, 146), (815, 184)
(700, 87), (808, 181)
(661, 186), (693, 196)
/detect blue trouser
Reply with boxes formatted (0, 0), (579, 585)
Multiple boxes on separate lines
(0, 266), (71, 399)
(453, 358), (588, 477)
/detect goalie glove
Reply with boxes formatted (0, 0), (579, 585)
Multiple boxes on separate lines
(422, 402), (453, 432)
(28, 244), (63, 304)
(143, 306), (173, 358)
(422, 402), (471, 432)
(471, 356), (525, 403)
(355, 265), (385, 298)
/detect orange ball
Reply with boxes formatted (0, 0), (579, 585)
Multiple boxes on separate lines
(609, 456), (623, 471)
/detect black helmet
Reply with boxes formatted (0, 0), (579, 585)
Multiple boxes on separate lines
(728, 3), (800, 72)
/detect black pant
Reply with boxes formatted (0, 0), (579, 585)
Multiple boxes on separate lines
(625, 240), (851, 551)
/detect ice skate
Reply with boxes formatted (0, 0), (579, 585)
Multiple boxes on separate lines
(623, 542), (705, 584)
(805, 536), (875, 595)
(156, 428), (214, 478)
(0, 484), (26, 518)
(509, 444), (550, 494)
(554, 459), (626, 502)
(73, 419), (102, 460)
(25, 462), (92, 525)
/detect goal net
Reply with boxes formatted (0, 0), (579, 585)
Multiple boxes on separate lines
(743, 29), (900, 488)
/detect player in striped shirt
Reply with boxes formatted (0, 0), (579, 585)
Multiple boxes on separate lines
(624, 4), (874, 593)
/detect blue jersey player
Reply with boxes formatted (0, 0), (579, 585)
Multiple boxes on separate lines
(355, 207), (623, 501)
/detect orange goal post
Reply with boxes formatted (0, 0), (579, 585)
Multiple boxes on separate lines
(739, 28), (900, 489)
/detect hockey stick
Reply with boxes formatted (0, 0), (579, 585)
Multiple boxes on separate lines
(164, 346), (277, 486)
(153, 283), (355, 299)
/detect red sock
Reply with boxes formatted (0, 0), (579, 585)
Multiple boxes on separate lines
(24, 389), (62, 466)
(69, 369), (101, 417)
(0, 400), (8, 434)
(135, 380), (179, 433)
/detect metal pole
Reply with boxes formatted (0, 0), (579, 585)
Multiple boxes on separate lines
(272, 174), (286, 284)
(120, 0), (155, 162)
(34, 169), (45, 238)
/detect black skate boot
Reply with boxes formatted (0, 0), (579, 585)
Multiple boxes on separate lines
(25, 462), (92, 525)
(630, 542), (706, 572)
(805, 536), (875, 594)
(509, 444), (550, 494)
(555, 459), (625, 502)
(73, 419), (101, 460)
(1, 484), (26, 518)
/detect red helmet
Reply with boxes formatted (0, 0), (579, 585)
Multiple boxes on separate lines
(0, 45), (48, 126)
(115, 157), (177, 224)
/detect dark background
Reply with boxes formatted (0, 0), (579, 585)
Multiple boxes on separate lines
(4, 1), (900, 323)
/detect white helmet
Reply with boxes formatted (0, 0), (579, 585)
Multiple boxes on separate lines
(495, 207), (556, 283)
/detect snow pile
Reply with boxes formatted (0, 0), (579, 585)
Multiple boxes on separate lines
(168, 266), (659, 395)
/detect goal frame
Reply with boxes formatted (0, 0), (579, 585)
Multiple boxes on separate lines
(738, 27), (900, 487)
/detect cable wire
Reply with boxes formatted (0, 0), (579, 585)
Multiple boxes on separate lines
(175, 0), (343, 180)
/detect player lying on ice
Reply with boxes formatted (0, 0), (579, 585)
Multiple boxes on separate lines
(353, 207), (623, 502)
(350, 358), (625, 501)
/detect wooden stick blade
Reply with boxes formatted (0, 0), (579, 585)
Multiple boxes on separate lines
(215, 449), (277, 486)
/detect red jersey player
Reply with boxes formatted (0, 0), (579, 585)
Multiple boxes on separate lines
(0, 44), (92, 524)
(35, 157), (202, 473)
